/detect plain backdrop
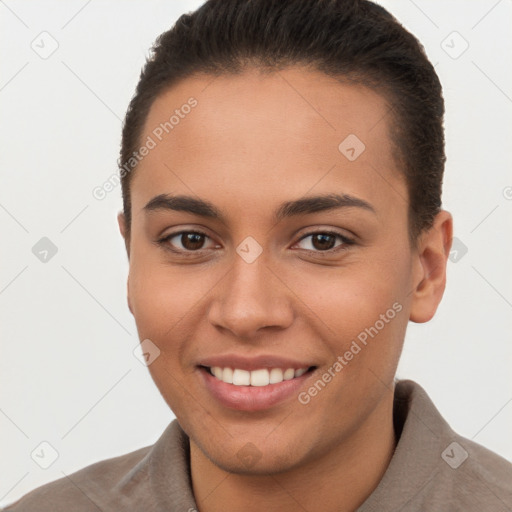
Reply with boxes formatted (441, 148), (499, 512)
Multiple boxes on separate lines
(1, 0), (511, 507)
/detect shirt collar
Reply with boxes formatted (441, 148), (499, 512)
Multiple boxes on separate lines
(145, 379), (455, 511)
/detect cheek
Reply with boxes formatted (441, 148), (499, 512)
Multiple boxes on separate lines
(129, 270), (170, 339)
(128, 262), (200, 412)
(128, 258), (209, 340)
(291, 249), (411, 372)
(292, 251), (410, 323)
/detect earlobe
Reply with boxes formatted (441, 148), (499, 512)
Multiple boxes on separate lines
(409, 210), (453, 323)
(117, 211), (126, 238)
(127, 276), (134, 315)
(117, 211), (133, 315)
(117, 211), (130, 258)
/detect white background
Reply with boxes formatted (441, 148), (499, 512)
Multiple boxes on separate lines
(1, 0), (511, 507)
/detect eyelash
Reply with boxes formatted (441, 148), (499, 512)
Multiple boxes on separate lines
(156, 229), (355, 256)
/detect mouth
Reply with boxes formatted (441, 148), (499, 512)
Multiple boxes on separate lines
(197, 364), (317, 411)
(201, 365), (316, 386)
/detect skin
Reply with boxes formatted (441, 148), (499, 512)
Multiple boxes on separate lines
(118, 67), (453, 512)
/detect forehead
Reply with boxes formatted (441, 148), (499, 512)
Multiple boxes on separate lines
(131, 66), (406, 224)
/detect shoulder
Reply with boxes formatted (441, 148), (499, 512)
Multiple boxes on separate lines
(440, 434), (512, 504)
(394, 380), (512, 510)
(1, 420), (191, 512)
(1, 444), (153, 512)
(409, 433), (512, 511)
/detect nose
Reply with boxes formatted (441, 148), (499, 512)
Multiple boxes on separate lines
(207, 252), (294, 340)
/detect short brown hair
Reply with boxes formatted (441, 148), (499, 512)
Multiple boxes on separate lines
(119, 0), (445, 240)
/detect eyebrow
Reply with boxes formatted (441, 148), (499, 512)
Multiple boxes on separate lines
(143, 193), (376, 224)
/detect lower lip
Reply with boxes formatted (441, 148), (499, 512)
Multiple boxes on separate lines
(199, 367), (314, 411)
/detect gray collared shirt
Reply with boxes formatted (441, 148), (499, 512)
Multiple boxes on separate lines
(3, 379), (512, 511)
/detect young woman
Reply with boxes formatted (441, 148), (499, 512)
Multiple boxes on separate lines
(5, 1), (511, 510)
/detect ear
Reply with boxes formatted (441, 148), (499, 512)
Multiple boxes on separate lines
(117, 211), (133, 315)
(117, 211), (130, 259)
(409, 210), (453, 323)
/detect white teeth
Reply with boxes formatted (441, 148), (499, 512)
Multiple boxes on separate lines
(269, 368), (283, 384)
(232, 369), (251, 386)
(208, 366), (310, 386)
(283, 368), (295, 380)
(222, 367), (233, 384)
(250, 369), (270, 386)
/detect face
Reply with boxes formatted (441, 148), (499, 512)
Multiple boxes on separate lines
(119, 67), (444, 475)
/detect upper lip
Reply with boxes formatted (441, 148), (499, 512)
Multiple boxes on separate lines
(197, 354), (316, 372)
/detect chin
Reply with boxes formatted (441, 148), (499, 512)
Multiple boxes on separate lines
(193, 423), (314, 476)
(208, 445), (302, 476)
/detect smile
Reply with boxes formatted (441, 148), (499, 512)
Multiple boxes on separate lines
(198, 364), (317, 411)
(206, 366), (311, 386)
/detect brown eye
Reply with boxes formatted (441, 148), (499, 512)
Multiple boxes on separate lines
(294, 231), (354, 253)
(180, 232), (206, 250)
(159, 230), (218, 253)
(310, 233), (336, 251)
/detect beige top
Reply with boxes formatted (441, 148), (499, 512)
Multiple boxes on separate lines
(3, 379), (512, 511)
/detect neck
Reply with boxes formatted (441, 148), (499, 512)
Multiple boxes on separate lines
(190, 391), (397, 512)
